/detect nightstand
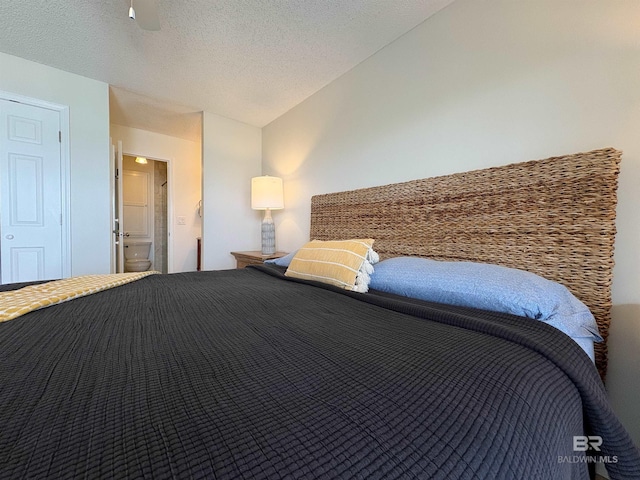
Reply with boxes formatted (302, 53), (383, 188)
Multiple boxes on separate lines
(230, 251), (288, 269)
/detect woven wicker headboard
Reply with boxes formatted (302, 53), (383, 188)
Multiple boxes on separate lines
(310, 148), (621, 380)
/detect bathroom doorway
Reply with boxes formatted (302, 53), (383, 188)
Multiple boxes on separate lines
(121, 155), (169, 274)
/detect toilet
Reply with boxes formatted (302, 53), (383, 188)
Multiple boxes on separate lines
(124, 241), (152, 272)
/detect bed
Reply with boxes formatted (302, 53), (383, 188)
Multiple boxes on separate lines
(1, 148), (639, 479)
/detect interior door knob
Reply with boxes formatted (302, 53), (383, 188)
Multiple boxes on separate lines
(5, 234), (14, 240)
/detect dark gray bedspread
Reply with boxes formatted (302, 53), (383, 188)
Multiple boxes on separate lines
(0, 266), (638, 479)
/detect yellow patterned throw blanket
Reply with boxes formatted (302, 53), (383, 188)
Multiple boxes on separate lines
(0, 271), (159, 323)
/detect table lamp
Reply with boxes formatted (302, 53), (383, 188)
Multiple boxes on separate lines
(251, 176), (284, 255)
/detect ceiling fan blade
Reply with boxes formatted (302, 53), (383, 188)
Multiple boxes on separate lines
(135, 0), (160, 31)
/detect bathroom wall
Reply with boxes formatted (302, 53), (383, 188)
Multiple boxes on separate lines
(154, 161), (168, 274)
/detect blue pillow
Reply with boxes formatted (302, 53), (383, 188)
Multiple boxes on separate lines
(368, 257), (601, 341)
(264, 251), (296, 267)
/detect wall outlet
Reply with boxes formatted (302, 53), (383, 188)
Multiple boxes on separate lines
(176, 216), (186, 225)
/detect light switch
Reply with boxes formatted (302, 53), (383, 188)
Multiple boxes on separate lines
(177, 216), (186, 225)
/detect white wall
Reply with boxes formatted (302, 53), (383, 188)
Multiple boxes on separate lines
(201, 111), (262, 270)
(0, 52), (111, 276)
(111, 124), (201, 272)
(263, 0), (640, 450)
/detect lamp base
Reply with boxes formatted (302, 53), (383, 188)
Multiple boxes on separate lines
(261, 209), (276, 255)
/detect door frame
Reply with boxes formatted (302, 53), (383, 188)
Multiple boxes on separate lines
(116, 149), (173, 273)
(110, 140), (125, 273)
(0, 89), (71, 279)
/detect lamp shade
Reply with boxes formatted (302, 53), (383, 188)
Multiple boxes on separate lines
(251, 176), (284, 210)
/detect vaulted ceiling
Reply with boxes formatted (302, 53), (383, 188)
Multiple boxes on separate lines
(0, 0), (456, 140)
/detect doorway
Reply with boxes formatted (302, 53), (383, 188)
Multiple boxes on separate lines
(121, 155), (169, 274)
(111, 140), (171, 275)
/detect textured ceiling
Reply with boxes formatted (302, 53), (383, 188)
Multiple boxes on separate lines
(0, 0), (455, 140)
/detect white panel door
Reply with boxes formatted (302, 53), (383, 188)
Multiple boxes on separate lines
(0, 99), (62, 283)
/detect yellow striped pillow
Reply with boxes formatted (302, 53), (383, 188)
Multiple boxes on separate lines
(285, 239), (378, 292)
